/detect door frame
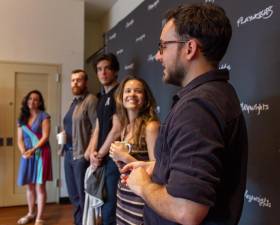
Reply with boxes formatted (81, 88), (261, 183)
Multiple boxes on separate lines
(0, 60), (62, 206)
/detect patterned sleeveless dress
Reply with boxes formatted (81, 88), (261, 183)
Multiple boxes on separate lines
(17, 111), (53, 185)
(116, 128), (149, 225)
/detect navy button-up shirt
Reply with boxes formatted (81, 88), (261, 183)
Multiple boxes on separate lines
(144, 69), (248, 225)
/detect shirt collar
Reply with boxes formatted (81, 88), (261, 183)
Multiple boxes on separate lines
(172, 69), (229, 106)
(100, 84), (119, 96)
(73, 91), (89, 102)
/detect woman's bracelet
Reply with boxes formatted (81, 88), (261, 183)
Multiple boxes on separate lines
(124, 142), (132, 154)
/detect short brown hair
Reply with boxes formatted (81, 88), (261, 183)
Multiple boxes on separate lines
(165, 3), (232, 65)
(71, 69), (88, 81)
(94, 53), (120, 74)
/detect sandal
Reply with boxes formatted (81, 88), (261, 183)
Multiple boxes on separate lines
(17, 213), (36, 224)
(34, 219), (45, 225)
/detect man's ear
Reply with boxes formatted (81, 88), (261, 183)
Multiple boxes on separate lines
(186, 39), (199, 60)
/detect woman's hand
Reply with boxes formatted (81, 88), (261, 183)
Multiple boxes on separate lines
(109, 141), (129, 162)
(23, 148), (36, 159)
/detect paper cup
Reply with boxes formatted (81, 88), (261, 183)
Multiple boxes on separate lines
(56, 131), (66, 145)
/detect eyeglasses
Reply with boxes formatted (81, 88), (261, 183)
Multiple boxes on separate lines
(158, 40), (188, 55)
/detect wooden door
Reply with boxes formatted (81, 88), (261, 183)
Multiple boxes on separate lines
(0, 62), (61, 206)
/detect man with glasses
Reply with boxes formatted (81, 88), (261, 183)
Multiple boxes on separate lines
(122, 3), (248, 225)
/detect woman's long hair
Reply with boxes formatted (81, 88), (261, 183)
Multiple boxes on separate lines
(18, 90), (46, 126)
(115, 75), (158, 148)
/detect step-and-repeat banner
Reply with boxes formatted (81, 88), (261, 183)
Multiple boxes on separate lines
(104, 0), (280, 224)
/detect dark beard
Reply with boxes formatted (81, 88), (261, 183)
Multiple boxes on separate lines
(165, 63), (185, 86)
(164, 47), (186, 86)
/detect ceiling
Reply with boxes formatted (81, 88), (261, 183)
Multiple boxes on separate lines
(85, 0), (118, 21)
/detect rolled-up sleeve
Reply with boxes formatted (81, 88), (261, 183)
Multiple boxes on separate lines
(166, 99), (224, 206)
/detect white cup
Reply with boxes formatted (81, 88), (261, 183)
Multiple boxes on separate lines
(56, 131), (66, 145)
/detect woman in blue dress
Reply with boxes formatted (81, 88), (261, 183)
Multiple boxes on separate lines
(17, 90), (52, 225)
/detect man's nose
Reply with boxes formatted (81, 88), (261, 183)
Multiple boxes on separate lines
(100, 69), (107, 75)
(155, 50), (162, 62)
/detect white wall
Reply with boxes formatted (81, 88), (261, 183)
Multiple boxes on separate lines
(0, 0), (85, 197)
(102, 0), (145, 33)
(0, 0), (84, 115)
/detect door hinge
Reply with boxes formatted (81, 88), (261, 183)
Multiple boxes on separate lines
(56, 179), (61, 188)
(56, 73), (61, 83)
(55, 125), (61, 134)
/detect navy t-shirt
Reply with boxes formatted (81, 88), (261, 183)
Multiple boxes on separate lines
(63, 98), (78, 146)
(96, 85), (118, 150)
(144, 69), (248, 225)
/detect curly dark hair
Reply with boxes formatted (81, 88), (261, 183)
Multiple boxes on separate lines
(18, 90), (46, 126)
(165, 3), (232, 65)
(114, 75), (158, 147)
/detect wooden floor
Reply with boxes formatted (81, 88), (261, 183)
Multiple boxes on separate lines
(0, 203), (73, 225)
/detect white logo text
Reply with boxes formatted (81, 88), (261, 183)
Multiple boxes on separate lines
(136, 34), (146, 42)
(124, 63), (134, 71)
(147, 54), (156, 62)
(240, 102), (269, 115)
(148, 0), (160, 11)
(116, 49), (124, 55)
(219, 63), (231, 71)
(237, 5), (273, 27)
(245, 190), (272, 208)
(108, 33), (117, 41)
(125, 19), (134, 29)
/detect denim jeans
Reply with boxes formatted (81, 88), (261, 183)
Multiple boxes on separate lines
(64, 150), (89, 225)
(101, 157), (120, 225)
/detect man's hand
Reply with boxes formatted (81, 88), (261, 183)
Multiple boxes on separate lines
(121, 161), (155, 176)
(126, 167), (152, 197)
(90, 151), (102, 169)
(120, 161), (155, 197)
(84, 150), (91, 161)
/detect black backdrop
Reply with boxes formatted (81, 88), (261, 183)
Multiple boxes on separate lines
(104, 0), (280, 224)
